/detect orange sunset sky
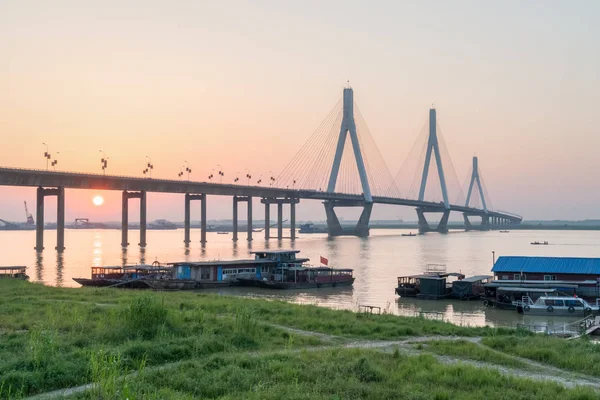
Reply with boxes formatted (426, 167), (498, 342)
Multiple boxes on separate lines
(1, 1), (599, 222)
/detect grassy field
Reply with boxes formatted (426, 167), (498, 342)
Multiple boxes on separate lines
(1, 280), (599, 399)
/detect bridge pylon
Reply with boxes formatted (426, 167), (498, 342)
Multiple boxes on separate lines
(463, 156), (491, 231)
(324, 87), (373, 237)
(416, 108), (450, 233)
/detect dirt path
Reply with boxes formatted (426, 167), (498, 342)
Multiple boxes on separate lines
(25, 326), (600, 399)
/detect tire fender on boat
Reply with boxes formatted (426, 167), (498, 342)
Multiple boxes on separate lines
(568, 306), (575, 313)
(482, 300), (489, 307)
(524, 305), (530, 312)
(547, 306), (554, 313)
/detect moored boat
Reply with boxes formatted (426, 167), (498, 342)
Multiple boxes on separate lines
(517, 295), (600, 316)
(72, 266), (125, 287)
(0, 266), (29, 280)
(401, 232), (417, 237)
(395, 264), (464, 299)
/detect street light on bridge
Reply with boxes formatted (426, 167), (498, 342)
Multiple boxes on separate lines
(217, 165), (224, 184)
(269, 171), (275, 187)
(234, 172), (240, 183)
(42, 143), (51, 170)
(245, 169), (252, 185)
(49, 152), (59, 170)
(143, 156), (154, 178)
(99, 150), (108, 175)
(184, 160), (191, 180)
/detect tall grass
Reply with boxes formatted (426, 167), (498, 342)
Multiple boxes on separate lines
(124, 294), (168, 339)
(483, 335), (600, 376)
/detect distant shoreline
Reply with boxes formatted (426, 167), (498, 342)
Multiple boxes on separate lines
(3, 222), (600, 231)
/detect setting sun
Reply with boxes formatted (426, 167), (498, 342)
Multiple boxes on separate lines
(92, 195), (104, 206)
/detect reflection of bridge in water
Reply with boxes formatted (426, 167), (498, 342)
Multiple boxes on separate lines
(0, 87), (521, 252)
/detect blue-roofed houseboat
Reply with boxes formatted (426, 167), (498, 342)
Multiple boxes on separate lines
(489, 256), (600, 301)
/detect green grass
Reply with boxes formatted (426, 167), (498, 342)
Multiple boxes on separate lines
(1, 280), (599, 399)
(483, 335), (600, 377)
(67, 349), (599, 400)
(0, 281), (320, 398)
(420, 339), (531, 370)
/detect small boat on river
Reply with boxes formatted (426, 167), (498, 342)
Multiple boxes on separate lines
(0, 266), (29, 280)
(516, 295), (600, 316)
(401, 232), (417, 237)
(531, 241), (549, 245)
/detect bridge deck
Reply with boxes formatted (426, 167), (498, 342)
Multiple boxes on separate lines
(0, 167), (522, 222)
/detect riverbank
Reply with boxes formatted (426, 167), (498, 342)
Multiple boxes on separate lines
(1, 281), (599, 399)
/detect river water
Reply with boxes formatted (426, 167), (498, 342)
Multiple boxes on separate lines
(4, 228), (600, 329)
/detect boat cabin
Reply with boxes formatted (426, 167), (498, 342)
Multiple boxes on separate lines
(395, 272), (465, 299)
(168, 250), (310, 283)
(452, 275), (492, 299)
(91, 266), (125, 280)
(492, 256), (600, 298)
(268, 266), (353, 284)
(122, 265), (173, 279)
(0, 266), (28, 280)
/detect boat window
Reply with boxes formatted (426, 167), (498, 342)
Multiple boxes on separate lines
(564, 299), (584, 308)
(514, 274), (526, 280)
(501, 275), (508, 280)
(544, 275), (557, 281)
(545, 299), (564, 307)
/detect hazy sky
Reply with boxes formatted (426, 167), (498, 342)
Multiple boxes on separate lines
(1, 0), (599, 222)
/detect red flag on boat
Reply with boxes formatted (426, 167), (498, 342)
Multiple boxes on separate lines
(320, 256), (328, 266)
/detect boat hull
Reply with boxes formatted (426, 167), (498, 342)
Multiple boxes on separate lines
(73, 278), (121, 287)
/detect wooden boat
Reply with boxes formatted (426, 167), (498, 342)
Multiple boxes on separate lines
(73, 266), (125, 287)
(258, 266), (354, 289)
(74, 264), (197, 290)
(0, 266), (29, 280)
(531, 241), (549, 245)
(217, 232), (229, 235)
(517, 295), (600, 316)
(499, 230), (509, 233)
(401, 232), (417, 237)
(395, 264), (464, 299)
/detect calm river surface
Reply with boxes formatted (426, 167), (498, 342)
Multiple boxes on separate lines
(4, 228), (600, 329)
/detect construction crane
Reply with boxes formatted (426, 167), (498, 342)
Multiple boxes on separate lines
(24, 201), (34, 225)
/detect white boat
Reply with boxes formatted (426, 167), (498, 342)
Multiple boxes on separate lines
(517, 295), (600, 316)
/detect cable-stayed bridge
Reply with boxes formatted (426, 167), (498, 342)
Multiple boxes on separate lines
(0, 87), (522, 251)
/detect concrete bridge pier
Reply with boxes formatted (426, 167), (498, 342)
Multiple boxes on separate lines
(121, 190), (146, 248)
(233, 196), (238, 241)
(35, 186), (65, 252)
(277, 203), (283, 239)
(184, 193), (191, 244)
(232, 196), (252, 241)
(247, 196), (253, 242)
(416, 208), (450, 233)
(463, 213), (491, 231)
(264, 202), (270, 240)
(184, 194), (207, 245)
(139, 191), (147, 247)
(200, 194), (207, 244)
(261, 197), (299, 240)
(324, 200), (372, 237)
